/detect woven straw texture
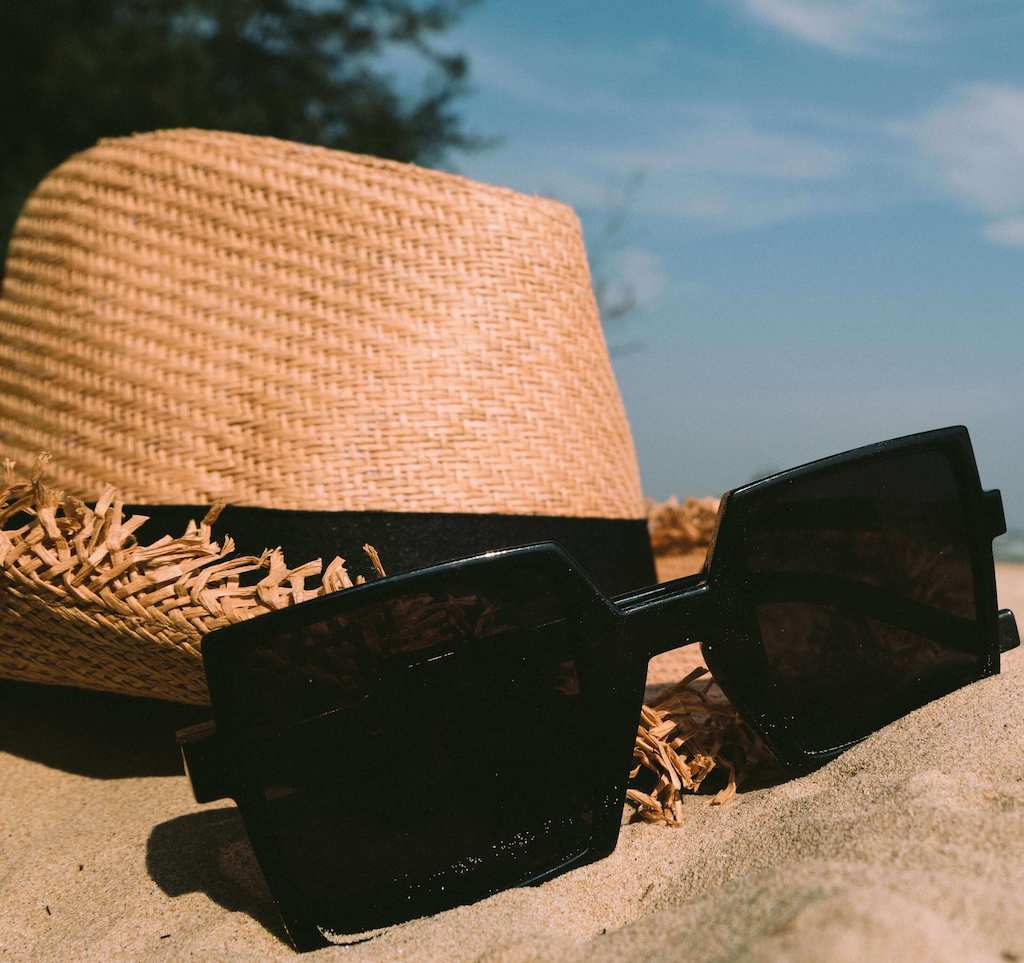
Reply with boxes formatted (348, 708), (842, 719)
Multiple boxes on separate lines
(0, 455), (380, 704)
(0, 457), (716, 706)
(0, 128), (643, 519)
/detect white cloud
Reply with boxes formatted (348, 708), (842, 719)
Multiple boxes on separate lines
(731, 0), (928, 55)
(458, 104), (865, 233)
(607, 247), (668, 308)
(466, 154), (855, 233)
(467, 49), (630, 116)
(601, 114), (849, 181)
(594, 107), (860, 229)
(460, 35), (695, 116)
(903, 83), (1024, 246)
(984, 218), (1024, 248)
(649, 182), (852, 230)
(449, 31), (890, 234)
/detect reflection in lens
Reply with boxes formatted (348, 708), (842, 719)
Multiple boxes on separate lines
(218, 559), (599, 936)
(729, 447), (983, 754)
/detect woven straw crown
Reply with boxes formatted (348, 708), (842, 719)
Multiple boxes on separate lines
(0, 129), (649, 704)
(0, 128), (643, 518)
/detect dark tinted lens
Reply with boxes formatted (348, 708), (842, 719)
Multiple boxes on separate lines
(725, 447), (983, 754)
(214, 557), (603, 940)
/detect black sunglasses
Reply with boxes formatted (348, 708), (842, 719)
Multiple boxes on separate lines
(177, 426), (1019, 951)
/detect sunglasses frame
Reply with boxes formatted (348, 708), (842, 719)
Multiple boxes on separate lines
(180, 425), (1015, 950)
(690, 424), (1007, 768)
(190, 545), (648, 950)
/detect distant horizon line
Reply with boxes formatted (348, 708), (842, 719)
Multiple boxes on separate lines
(996, 529), (1024, 563)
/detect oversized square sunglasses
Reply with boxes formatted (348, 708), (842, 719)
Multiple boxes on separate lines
(177, 426), (1019, 951)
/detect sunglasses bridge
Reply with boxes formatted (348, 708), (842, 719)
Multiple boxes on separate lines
(615, 572), (713, 660)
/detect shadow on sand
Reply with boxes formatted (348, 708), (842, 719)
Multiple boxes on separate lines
(146, 807), (290, 947)
(0, 679), (209, 778)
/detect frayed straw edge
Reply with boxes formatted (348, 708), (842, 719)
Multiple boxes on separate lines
(647, 495), (720, 556)
(625, 667), (771, 826)
(0, 454), (382, 643)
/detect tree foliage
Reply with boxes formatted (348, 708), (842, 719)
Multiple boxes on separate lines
(0, 0), (480, 257)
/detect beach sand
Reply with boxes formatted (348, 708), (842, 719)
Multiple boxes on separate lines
(2, 564), (1023, 961)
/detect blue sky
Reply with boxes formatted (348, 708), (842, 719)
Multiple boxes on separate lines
(430, 1), (1024, 527)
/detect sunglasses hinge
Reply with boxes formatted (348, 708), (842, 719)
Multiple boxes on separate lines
(176, 719), (232, 803)
(983, 489), (1007, 538)
(998, 609), (1020, 654)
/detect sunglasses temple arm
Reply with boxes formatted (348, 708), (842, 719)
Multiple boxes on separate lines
(999, 609), (1020, 653)
(176, 720), (232, 803)
(614, 574), (713, 659)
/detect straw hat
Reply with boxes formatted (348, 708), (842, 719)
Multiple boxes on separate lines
(0, 129), (652, 705)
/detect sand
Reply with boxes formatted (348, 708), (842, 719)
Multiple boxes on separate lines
(3, 564), (1023, 961)
(996, 559), (1024, 621)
